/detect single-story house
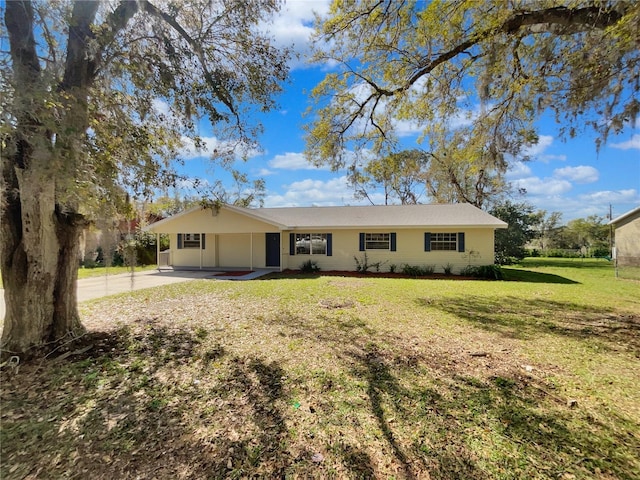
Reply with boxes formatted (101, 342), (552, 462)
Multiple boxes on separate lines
(608, 206), (640, 267)
(144, 203), (508, 273)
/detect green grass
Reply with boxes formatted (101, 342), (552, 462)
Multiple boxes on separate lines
(0, 265), (158, 288)
(2, 258), (639, 479)
(77, 264), (158, 279)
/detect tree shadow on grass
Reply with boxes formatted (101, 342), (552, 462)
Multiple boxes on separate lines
(4, 309), (639, 479)
(502, 268), (580, 284)
(263, 310), (640, 479)
(1, 324), (295, 479)
(414, 373), (640, 479)
(351, 342), (639, 479)
(422, 295), (640, 352)
(347, 344), (488, 479)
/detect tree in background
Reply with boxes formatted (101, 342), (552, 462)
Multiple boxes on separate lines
(306, 1), (639, 195)
(561, 215), (610, 255)
(490, 201), (541, 264)
(350, 149), (428, 205)
(351, 145), (510, 208)
(532, 210), (564, 251)
(1, 0), (289, 356)
(423, 130), (513, 208)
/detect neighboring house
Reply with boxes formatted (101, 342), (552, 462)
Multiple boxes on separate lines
(144, 203), (507, 273)
(608, 206), (640, 267)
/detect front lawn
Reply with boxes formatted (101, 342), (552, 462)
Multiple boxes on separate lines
(77, 264), (159, 279)
(2, 259), (638, 479)
(0, 265), (158, 289)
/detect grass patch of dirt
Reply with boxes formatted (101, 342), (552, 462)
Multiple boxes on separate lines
(2, 260), (639, 479)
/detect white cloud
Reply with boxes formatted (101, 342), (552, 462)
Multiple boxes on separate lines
(178, 136), (262, 161)
(256, 168), (275, 176)
(267, 0), (331, 69)
(512, 177), (573, 196)
(152, 99), (171, 117)
(554, 165), (599, 184)
(175, 177), (210, 190)
(268, 152), (325, 170)
(610, 134), (640, 150)
(506, 161), (532, 179)
(265, 176), (353, 206)
(525, 189), (639, 221)
(264, 175), (386, 207)
(522, 135), (553, 157)
(578, 189), (639, 204)
(519, 135), (567, 162)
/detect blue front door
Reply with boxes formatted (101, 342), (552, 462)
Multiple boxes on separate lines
(265, 233), (280, 267)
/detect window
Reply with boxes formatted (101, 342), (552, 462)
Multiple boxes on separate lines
(295, 233), (327, 255)
(424, 232), (464, 252)
(430, 233), (457, 251)
(177, 233), (205, 250)
(359, 232), (396, 251)
(365, 233), (390, 250)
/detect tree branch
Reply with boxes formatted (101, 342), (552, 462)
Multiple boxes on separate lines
(402, 5), (625, 96)
(5, 1), (40, 81)
(139, 0), (239, 122)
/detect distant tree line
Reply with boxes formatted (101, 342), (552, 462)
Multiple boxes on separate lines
(489, 201), (611, 265)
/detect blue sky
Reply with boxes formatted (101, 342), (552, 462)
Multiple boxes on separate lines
(172, 1), (640, 223)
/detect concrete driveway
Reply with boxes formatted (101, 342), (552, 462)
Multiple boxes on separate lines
(1, 269), (272, 321)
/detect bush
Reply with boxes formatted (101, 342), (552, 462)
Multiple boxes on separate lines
(389, 264), (397, 273)
(442, 263), (453, 275)
(401, 264), (435, 276)
(591, 247), (610, 258)
(460, 264), (504, 280)
(300, 259), (320, 273)
(354, 253), (386, 273)
(459, 265), (478, 277)
(476, 264), (504, 280)
(494, 253), (518, 265)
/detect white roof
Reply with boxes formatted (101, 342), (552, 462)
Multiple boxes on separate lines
(608, 206), (640, 226)
(147, 203), (507, 230)
(252, 203), (507, 229)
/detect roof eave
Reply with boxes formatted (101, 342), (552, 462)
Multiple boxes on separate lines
(608, 206), (640, 226)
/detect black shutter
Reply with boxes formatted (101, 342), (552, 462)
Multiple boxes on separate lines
(289, 233), (296, 256)
(177, 233), (183, 249)
(201, 234), (205, 249)
(390, 232), (396, 251)
(359, 233), (365, 251)
(326, 234), (332, 256)
(458, 232), (465, 252)
(424, 232), (431, 252)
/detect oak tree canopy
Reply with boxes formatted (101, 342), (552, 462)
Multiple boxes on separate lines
(305, 0), (639, 201)
(1, 0), (289, 355)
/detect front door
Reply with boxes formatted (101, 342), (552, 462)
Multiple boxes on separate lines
(265, 233), (280, 267)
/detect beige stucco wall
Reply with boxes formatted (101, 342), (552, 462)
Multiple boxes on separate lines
(152, 208), (498, 271)
(151, 207), (277, 234)
(168, 232), (272, 269)
(614, 213), (640, 267)
(218, 234), (269, 268)
(283, 228), (496, 273)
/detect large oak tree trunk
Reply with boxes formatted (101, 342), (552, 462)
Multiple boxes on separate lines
(1, 0), (100, 357)
(1, 161), (85, 356)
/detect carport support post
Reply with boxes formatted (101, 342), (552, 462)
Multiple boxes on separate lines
(250, 233), (253, 270)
